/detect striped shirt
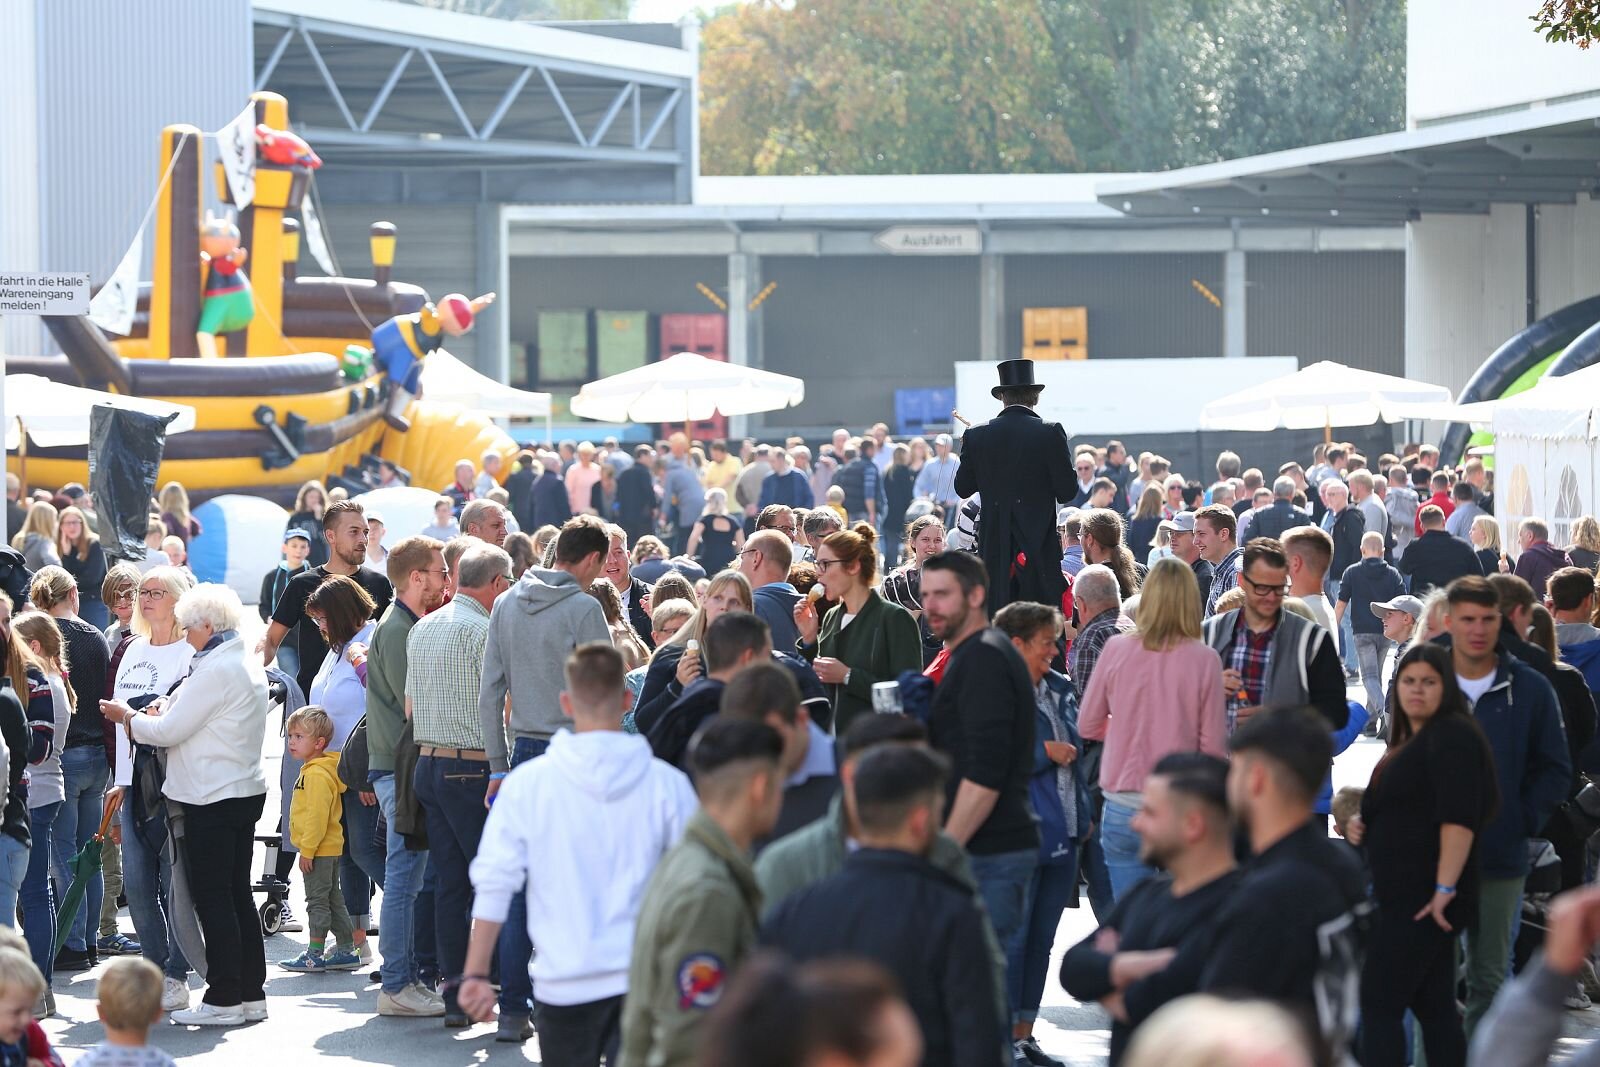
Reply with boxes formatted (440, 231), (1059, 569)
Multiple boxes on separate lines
(405, 594), (491, 749)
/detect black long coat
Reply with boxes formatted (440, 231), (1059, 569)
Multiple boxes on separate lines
(953, 405), (1075, 613)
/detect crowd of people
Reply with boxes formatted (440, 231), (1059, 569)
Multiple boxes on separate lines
(6, 406), (1600, 1067)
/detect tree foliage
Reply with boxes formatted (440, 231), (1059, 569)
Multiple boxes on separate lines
(1534, 0), (1600, 47)
(701, 0), (1079, 175)
(700, 0), (1405, 175)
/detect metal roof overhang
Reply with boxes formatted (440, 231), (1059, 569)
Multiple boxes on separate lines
(252, 0), (693, 173)
(1098, 96), (1600, 224)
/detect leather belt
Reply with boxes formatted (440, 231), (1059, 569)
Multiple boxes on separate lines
(417, 746), (489, 761)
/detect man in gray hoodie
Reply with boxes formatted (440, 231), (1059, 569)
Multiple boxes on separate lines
(477, 513), (611, 1040)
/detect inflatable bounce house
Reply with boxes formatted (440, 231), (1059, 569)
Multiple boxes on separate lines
(7, 92), (517, 506)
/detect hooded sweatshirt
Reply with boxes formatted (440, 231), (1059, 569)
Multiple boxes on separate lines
(478, 567), (611, 772)
(290, 750), (346, 857)
(468, 728), (697, 1005)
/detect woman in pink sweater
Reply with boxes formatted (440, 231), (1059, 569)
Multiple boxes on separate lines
(1079, 556), (1228, 901)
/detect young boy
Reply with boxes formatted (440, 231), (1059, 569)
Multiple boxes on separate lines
(159, 536), (190, 574)
(824, 485), (848, 524)
(75, 957), (175, 1067)
(258, 529), (313, 625)
(279, 707), (359, 972)
(0, 946), (59, 1067)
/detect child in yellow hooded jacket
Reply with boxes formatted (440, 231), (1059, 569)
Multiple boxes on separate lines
(280, 707), (359, 972)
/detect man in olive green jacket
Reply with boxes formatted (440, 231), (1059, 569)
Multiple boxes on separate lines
(754, 713), (1010, 1039)
(620, 719), (786, 1067)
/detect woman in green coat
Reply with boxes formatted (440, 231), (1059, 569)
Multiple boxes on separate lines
(794, 522), (923, 736)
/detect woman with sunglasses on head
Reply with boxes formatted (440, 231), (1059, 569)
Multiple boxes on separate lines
(1351, 642), (1497, 1067)
(794, 523), (921, 737)
(105, 565), (196, 1014)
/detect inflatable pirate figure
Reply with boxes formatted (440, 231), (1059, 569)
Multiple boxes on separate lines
(371, 291), (495, 431)
(197, 214), (254, 358)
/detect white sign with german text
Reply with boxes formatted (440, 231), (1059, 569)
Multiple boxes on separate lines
(0, 273), (90, 315)
(872, 226), (983, 256)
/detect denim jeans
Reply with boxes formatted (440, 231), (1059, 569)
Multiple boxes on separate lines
(55, 746), (109, 952)
(498, 736), (547, 1015)
(1325, 579), (1357, 672)
(1080, 826), (1115, 923)
(1354, 633), (1391, 718)
(1101, 799), (1153, 902)
(122, 798), (189, 981)
(341, 789), (385, 922)
(1008, 854), (1079, 1023)
(373, 772), (428, 995)
(968, 847), (1037, 1011)
(274, 644), (300, 688)
(20, 802), (57, 979)
(0, 835), (26, 928)
(413, 754), (489, 1013)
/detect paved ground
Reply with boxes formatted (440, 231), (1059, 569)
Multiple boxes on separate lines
(34, 656), (1600, 1063)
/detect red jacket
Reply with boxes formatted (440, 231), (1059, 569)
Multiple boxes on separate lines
(1415, 491), (1455, 537)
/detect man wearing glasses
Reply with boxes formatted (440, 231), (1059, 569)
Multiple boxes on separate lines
(1201, 538), (1349, 733)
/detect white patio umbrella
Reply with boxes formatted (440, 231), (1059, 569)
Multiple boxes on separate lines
(419, 350), (553, 443)
(569, 352), (805, 429)
(4, 374), (196, 492)
(1198, 360), (1452, 442)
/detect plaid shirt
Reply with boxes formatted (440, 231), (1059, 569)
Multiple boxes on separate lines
(1068, 606), (1135, 699)
(404, 593), (491, 749)
(1226, 620), (1275, 733)
(1206, 547), (1242, 618)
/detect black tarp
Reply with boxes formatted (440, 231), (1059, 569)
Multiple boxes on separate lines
(88, 406), (175, 562)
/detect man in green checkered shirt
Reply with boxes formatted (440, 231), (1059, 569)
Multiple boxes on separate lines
(403, 541), (514, 1024)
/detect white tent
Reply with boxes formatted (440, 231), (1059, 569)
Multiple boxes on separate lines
(1199, 360), (1452, 439)
(4, 374), (196, 450)
(569, 352), (804, 424)
(1491, 363), (1600, 550)
(419, 350), (552, 442)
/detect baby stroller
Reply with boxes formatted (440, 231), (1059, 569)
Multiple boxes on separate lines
(252, 675), (294, 936)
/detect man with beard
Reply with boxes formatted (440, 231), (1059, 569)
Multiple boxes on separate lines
(367, 535), (450, 1017)
(1059, 754), (1239, 1065)
(261, 499), (394, 699)
(919, 550), (1038, 1018)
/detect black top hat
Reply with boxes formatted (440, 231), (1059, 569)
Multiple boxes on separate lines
(991, 358), (1043, 399)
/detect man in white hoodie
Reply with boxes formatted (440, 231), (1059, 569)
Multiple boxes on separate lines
(461, 643), (696, 1064)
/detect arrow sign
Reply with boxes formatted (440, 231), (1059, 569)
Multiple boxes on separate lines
(872, 226), (983, 256)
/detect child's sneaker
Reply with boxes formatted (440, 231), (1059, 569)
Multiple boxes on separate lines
(279, 949), (328, 972)
(322, 948), (361, 971)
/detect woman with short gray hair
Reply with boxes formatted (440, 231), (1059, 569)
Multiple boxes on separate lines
(102, 583), (269, 1026)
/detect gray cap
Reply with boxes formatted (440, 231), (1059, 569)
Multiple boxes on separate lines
(1158, 511), (1196, 534)
(1370, 594), (1424, 621)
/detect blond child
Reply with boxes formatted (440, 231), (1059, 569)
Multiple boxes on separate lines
(0, 945), (57, 1065)
(824, 485), (848, 524)
(1331, 786), (1364, 839)
(76, 957), (176, 1066)
(278, 708), (358, 972)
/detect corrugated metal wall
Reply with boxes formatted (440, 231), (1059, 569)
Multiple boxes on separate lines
(761, 256), (981, 429)
(1004, 253), (1226, 360)
(1247, 251), (1405, 373)
(0, 1), (42, 359)
(318, 202), (481, 367)
(16, 0), (252, 357)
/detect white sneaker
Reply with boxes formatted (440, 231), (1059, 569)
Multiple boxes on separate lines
(358, 941), (373, 965)
(377, 985), (446, 1017)
(241, 1000), (268, 1022)
(413, 982), (445, 1008)
(162, 978), (191, 1013)
(170, 1002), (246, 1027)
(278, 903), (304, 934)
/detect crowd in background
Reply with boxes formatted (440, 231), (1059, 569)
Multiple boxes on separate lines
(6, 422), (1600, 1067)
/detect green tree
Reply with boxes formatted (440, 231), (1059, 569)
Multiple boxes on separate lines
(700, 0), (1079, 175)
(1534, 0), (1600, 47)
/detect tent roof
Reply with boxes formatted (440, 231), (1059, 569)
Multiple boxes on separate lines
(1493, 363), (1600, 441)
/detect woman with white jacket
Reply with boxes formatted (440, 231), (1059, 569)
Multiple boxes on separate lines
(102, 584), (269, 1028)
